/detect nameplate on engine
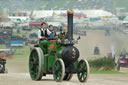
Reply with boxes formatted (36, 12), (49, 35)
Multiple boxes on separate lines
(49, 45), (54, 49)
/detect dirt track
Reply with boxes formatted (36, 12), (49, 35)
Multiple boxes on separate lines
(0, 73), (128, 85)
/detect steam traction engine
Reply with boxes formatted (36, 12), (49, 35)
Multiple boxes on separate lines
(29, 11), (89, 82)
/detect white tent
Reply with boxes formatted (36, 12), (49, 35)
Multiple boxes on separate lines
(84, 9), (113, 18)
(31, 10), (66, 19)
(28, 9), (113, 19)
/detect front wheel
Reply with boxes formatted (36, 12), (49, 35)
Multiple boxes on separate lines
(77, 59), (89, 82)
(53, 58), (65, 82)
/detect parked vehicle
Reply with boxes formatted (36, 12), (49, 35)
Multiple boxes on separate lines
(117, 54), (128, 71)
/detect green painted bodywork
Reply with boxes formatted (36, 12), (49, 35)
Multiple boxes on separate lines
(39, 39), (48, 54)
(38, 34), (78, 74)
(39, 39), (65, 73)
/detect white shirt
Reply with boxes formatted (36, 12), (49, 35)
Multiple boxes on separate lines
(38, 28), (51, 39)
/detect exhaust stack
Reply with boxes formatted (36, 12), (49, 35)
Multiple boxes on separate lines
(67, 11), (74, 42)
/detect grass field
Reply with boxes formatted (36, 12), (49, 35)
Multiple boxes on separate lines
(0, 0), (128, 11)
(43, 0), (128, 11)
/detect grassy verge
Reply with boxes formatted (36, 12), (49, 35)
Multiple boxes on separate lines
(89, 57), (116, 71)
(88, 57), (128, 74)
(90, 70), (125, 74)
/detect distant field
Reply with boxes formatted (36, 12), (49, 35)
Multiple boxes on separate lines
(0, 44), (6, 49)
(0, 0), (128, 11)
(44, 0), (128, 11)
(114, 0), (128, 10)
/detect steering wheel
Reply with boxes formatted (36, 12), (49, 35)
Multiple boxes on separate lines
(40, 37), (47, 40)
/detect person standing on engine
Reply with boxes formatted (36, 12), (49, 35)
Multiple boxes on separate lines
(38, 22), (51, 42)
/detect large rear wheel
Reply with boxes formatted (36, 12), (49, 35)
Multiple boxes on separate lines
(53, 58), (65, 82)
(77, 59), (89, 82)
(29, 47), (44, 81)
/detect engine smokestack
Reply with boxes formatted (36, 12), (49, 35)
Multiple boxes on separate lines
(67, 11), (74, 42)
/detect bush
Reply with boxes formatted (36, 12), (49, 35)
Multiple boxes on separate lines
(88, 58), (116, 71)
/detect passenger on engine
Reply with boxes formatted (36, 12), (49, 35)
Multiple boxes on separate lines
(38, 22), (51, 42)
(48, 25), (57, 40)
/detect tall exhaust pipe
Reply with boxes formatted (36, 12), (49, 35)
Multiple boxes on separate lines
(67, 11), (73, 42)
